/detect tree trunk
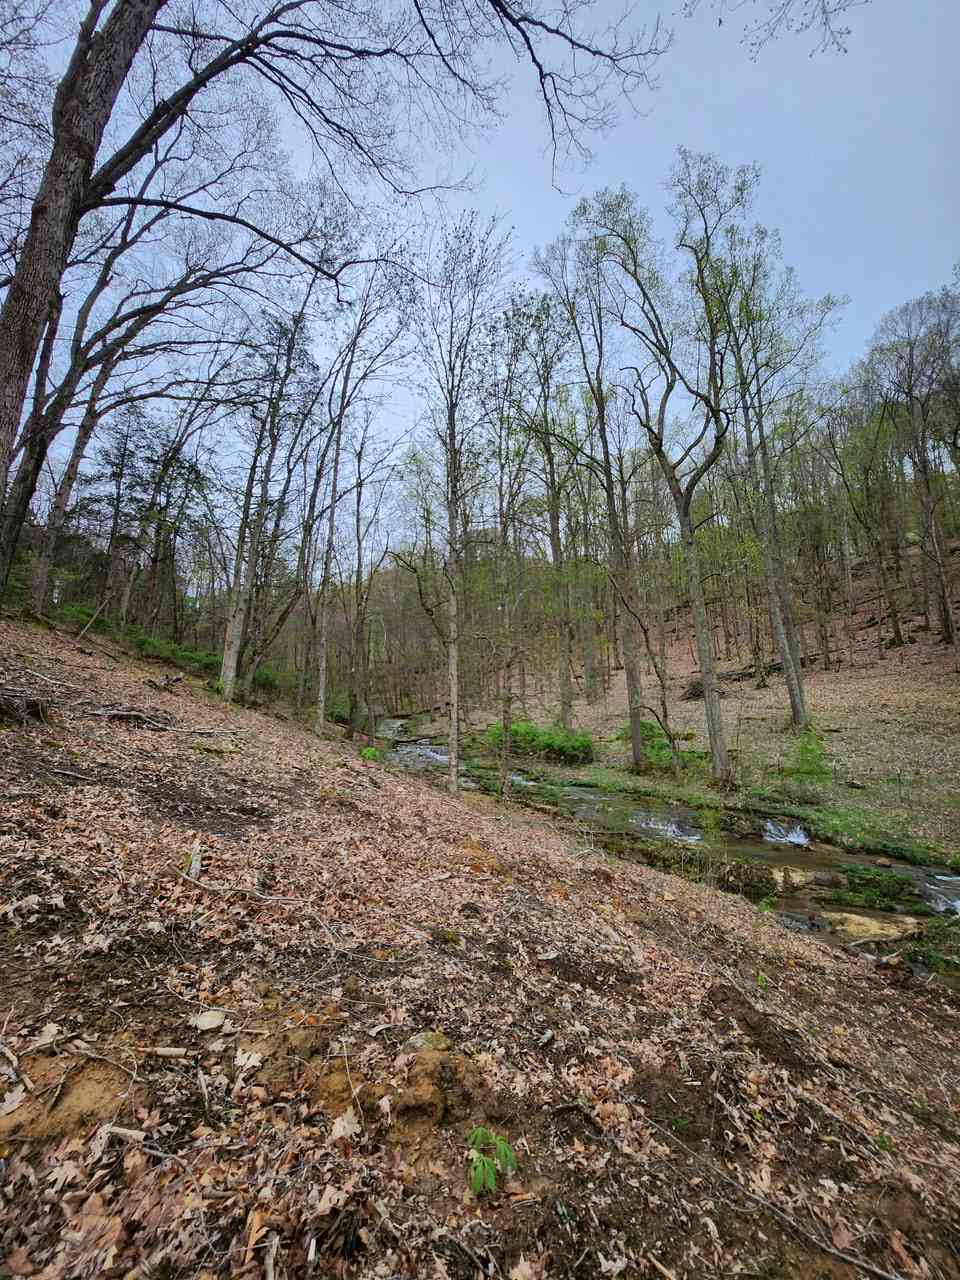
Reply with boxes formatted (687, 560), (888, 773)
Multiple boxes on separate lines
(313, 418), (344, 733)
(0, 0), (165, 493)
(30, 406), (99, 612)
(681, 513), (730, 784)
(446, 555), (459, 796)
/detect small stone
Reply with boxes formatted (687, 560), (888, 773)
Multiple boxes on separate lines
(402, 1030), (452, 1054)
(190, 1009), (226, 1031)
(813, 871), (846, 889)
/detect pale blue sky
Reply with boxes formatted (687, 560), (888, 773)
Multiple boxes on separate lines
(455, 0), (957, 373)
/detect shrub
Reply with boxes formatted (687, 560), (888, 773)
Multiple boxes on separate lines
(253, 664), (280, 694)
(617, 718), (700, 772)
(486, 720), (594, 764)
(360, 746), (382, 762)
(327, 693), (351, 726)
(785, 727), (830, 782)
(466, 1126), (517, 1196)
(906, 918), (960, 972)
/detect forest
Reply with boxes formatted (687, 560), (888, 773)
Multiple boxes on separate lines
(2, 1), (960, 1278)
(2, 139), (958, 798)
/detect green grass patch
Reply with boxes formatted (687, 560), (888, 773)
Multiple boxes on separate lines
(486, 720), (594, 765)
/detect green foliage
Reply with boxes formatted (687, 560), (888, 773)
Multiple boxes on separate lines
(360, 746), (383, 762)
(466, 1126), (517, 1197)
(327, 693), (351, 726)
(823, 864), (929, 913)
(55, 601), (108, 633)
(617, 718), (701, 771)
(773, 778), (826, 806)
(486, 719), (594, 764)
(784, 727), (830, 782)
(905, 918), (960, 973)
(253, 664), (280, 694)
(126, 627), (223, 682)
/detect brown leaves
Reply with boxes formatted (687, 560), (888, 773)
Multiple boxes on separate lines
(1, 619), (959, 1280)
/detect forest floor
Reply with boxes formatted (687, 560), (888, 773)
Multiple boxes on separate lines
(456, 605), (960, 864)
(2, 618), (960, 1279)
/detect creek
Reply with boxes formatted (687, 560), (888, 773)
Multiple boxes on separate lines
(379, 726), (960, 946)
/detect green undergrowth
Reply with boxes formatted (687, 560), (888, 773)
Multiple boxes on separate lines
(905, 918), (960, 973)
(35, 604), (286, 697)
(611, 836), (777, 902)
(485, 720), (594, 764)
(616, 719), (703, 771)
(821, 864), (933, 914)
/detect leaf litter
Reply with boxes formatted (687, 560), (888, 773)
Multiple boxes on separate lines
(1, 619), (960, 1278)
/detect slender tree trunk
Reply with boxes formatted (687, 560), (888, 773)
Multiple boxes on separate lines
(313, 419), (344, 733)
(874, 544), (905, 649)
(30, 406), (99, 612)
(446, 555), (459, 796)
(681, 513), (730, 784)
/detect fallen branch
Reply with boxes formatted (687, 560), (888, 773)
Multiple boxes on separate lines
(632, 1106), (907, 1280)
(175, 871), (301, 905)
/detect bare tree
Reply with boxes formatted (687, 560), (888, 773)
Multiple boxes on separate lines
(416, 213), (507, 794)
(0, 0), (667, 512)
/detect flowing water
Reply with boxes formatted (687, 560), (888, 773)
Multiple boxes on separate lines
(378, 722), (959, 941)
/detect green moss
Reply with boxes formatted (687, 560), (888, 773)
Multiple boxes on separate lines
(822, 864), (932, 913)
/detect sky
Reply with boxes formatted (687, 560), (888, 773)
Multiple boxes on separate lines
(451, 0), (958, 374)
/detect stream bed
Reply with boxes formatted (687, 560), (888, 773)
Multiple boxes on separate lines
(380, 728), (960, 946)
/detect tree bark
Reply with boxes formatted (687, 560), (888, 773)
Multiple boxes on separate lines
(0, 0), (165, 493)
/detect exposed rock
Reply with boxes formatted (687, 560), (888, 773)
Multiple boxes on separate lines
(812, 870), (847, 889)
(823, 911), (923, 945)
(402, 1030), (452, 1054)
(770, 866), (816, 892)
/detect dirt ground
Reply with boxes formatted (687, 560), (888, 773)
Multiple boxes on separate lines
(2, 618), (960, 1278)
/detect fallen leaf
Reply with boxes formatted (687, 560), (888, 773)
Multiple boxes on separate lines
(330, 1107), (361, 1142)
(1, 1084), (26, 1116)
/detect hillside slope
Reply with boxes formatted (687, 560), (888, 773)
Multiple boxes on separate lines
(1, 620), (959, 1280)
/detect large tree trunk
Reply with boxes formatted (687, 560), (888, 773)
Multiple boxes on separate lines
(0, 0), (164, 494)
